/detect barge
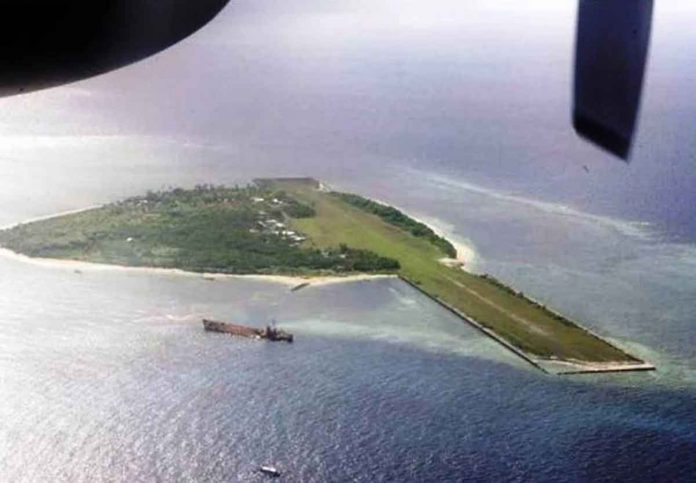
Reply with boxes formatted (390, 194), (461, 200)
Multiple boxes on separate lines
(202, 319), (294, 342)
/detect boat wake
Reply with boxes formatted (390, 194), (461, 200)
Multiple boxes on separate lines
(281, 316), (525, 368)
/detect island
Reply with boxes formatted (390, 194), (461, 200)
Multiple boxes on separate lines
(0, 177), (654, 374)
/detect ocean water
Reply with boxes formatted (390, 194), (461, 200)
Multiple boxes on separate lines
(1, 168), (696, 482)
(1, 0), (696, 481)
(1, 256), (695, 482)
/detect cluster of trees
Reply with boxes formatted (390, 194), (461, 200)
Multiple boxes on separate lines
(136, 207), (398, 273)
(150, 208), (397, 273)
(127, 185), (318, 220)
(137, 184), (267, 206)
(271, 191), (316, 218)
(331, 192), (457, 258)
(335, 243), (400, 271)
(283, 201), (315, 218)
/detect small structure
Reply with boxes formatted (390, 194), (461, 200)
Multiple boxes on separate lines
(259, 465), (281, 477)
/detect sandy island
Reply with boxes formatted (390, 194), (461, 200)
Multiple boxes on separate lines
(0, 247), (398, 287)
(0, 198), (476, 288)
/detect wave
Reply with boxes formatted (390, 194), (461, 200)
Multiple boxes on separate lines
(411, 168), (657, 241)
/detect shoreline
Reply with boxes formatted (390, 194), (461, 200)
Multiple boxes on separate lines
(0, 204), (105, 231)
(0, 247), (397, 287)
(400, 212), (476, 268)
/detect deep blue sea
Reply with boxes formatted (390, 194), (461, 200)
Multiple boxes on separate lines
(1, 0), (696, 481)
(1, 259), (695, 482)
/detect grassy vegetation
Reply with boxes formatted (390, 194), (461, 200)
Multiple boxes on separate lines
(265, 178), (640, 364)
(330, 192), (457, 257)
(0, 176), (642, 365)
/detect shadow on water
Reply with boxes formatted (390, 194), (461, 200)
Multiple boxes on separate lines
(573, 0), (654, 160)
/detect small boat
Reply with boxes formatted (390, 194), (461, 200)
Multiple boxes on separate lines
(259, 465), (281, 477)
